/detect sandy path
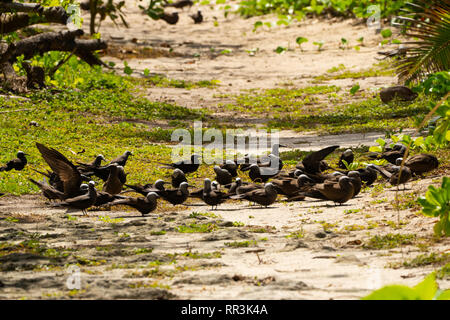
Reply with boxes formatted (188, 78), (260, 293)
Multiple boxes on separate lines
(92, 0), (398, 111)
(0, 175), (449, 300)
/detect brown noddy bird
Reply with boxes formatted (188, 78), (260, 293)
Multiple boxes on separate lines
(189, 10), (203, 23)
(298, 145), (339, 174)
(171, 168), (187, 188)
(159, 11), (179, 24)
(231, 183), (278, 207)
(271, 176), (303, 197)
(303, 176), (355, 204)
(347, 171), (362, 197)
(285, 174), (316, 201)
(404, 154), (439, 175)
(220, 160), (238, 177)
(159, 182), (190, 205)
(338, 149), (354, 169)
(107, 192), (159, 216)
(102, 164), (125, 195)
(242, 164), (279, 183)
(36, 143), (83, 199)
(163, 0), (193, 9)
(110, 151), (132, 167)
(339, 165), (378, 186)
(94, 191), (126, 207)
(124, 179), (167, 196)
(236, 181), (264, 195)
(258, 154), (284, 171)
(201, 178), (229, 210)
(367, 143), (407, 164)
(51, 181), (97, 215)
(370, 160), (412, 188)
(213, 165), (233, 186)
(0, 151), (28, 171)
(29, 178), (65, 202)
(224, 177), (242, 196)
(188, 181), (219, 200)
(32, 169), (65, 192)
(77, 154), (106, 169)
(380, 86), (418, 104)
(157, 154), (200, 174)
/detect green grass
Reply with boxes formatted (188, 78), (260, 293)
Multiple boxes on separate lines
(364, 233), (416, 250)
(219, 86), (432, 134)
(437, 263), (450, 279)
(402, 252), (450, 268)
(314, 62), (395, 82)
(175, 223), (218, 233)
(224, 240), (258, 248)
(0, 61), (213, 195)
(132, 75), (220, 90)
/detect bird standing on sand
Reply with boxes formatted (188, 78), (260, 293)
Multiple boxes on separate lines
(189, 10), (203, 23)
(171, 168), (187, 188)
(231, 183), (278, 207)
(52, 181), (97, 215)
(36, 143), (84, 199)
(404, 154), (439, 175)
(302, 176), (355, 205)
(163, 0), (193, 9)
(0, 151), (28, 171)
(110, 151), (132, 167)
(102, 164), (125, 195)
(201, 178), (229, 210)
(242, 164), (279, 183)
(107, 192), (159, 216)
(297, 145), (339, 174)
(213, 166), (233, 186)
(29, 178), (65, 202)
(370, 160), (412, 189)
(159, 11), (179, 25)
(338, 149), (354, 169)
(158, 182), (190, 205)
(157, 154), (200, 174)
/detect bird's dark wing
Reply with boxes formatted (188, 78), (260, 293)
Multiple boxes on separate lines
(36, 143), (81, 197)
(302, 145), (339, 173)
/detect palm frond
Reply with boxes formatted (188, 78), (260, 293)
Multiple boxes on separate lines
(394, 0), (450, 83)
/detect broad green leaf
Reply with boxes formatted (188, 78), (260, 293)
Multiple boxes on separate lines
(413, 272), (438, 300)
(296, 37), (308, 45)
(363, 285), (420, 300)
(435, 289), (450, 300)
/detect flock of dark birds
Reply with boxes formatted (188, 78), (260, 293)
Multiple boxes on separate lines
(0, 141), (440, 216)
(159, 0), (203, 25)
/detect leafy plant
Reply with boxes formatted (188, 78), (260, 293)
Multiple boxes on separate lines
(275, 46), (287, 54)
(394, 0), (450, 83)
(414, 71), (450, 99)
(296, 36), (308, 51)
(350, 83), (360, 95)
(363, 272), (450, 300)
(82, 0), (128, 35)
(418, 177), (450, 237)
(313, 41), (324, 51)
